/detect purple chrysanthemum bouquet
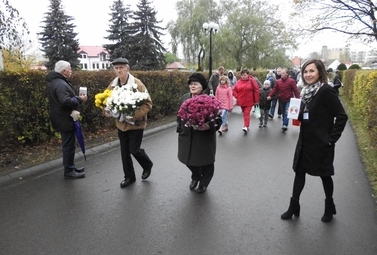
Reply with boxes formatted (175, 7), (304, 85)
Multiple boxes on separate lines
(177, 94), (221, 129)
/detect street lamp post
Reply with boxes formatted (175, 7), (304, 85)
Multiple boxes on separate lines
(203, 22), (219, 78)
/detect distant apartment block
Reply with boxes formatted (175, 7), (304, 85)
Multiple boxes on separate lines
(78, 46), (110, 71)
(350, 50), (367, 63)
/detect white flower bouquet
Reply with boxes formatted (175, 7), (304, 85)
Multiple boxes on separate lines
(105, 84), (149, 123)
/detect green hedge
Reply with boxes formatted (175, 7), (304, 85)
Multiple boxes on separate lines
(342, 69), (377, 145)
(0, 70), (191, 150)
(2, 69), (375, 152)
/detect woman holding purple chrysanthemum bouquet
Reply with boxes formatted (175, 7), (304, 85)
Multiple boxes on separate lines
(176, 73), (222, 194)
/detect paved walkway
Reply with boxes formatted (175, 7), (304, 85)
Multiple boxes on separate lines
(1, 107), (377, 255)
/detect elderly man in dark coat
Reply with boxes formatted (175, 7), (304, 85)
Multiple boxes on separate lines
(177, 73), (222, 193)
(46, 60), (87, 179)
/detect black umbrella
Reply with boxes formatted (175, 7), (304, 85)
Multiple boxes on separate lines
(74, 120), (86, 161)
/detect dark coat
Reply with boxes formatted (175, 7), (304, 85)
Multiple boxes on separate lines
(177, 93), (221, 166)
(208, 72), (220, 94)
(333, 73), (342, 93)
(292, 84), (348, 176)
(46, 72), (82, 132)
(259, 87), (272, 110)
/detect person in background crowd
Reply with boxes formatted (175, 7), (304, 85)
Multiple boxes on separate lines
(280, 59), (348, 222)
(233, 69), (260, 134)
(46, 60), (87, 179)
(104, 58), (154, 188)
(267, 68), (300, 132)
(227, 70), (237, 88)
(332, 70), (343, 95)
(215, 75), (233, 134)
(270, 67), (282, 118)
(274, 67), (282, 80)
(259, 80), (273, 128)
(266, 70), (276, 88)
(266, 71), (277, 118)
(208, 66), (225, 95)
(176, 73), (222, 193)
(296, 70), (304, 93)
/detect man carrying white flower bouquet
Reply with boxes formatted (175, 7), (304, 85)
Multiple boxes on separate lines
(104, 58), (154, 188)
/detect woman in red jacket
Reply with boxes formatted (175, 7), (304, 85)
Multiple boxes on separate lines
(232, 69), (260, 133)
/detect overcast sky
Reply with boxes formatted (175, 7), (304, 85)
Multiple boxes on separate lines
(9, 0), (372, 57)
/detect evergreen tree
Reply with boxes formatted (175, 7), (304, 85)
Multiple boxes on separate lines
(130, 0), (167, 70)
(104, 0), (135, 61)
(38, 0), (80, 70)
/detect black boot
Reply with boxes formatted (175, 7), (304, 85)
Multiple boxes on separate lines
(281, 197), (300, 220)
(321, 198), (336, 222)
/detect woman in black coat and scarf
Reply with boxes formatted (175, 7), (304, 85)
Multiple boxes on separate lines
(177, 73), (222, 193)
(281, 59), (348, 222)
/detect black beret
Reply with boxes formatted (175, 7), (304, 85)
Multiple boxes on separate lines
(112, 58), (129, 65)
(187, 72), (208, 91)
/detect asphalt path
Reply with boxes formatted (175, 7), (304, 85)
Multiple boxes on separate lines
(1, 106), (377, 255)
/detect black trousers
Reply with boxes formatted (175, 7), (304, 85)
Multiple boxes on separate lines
(118, 129), (153, 179)
(187, 163), (214, 188)
(61, 130), (76, 171)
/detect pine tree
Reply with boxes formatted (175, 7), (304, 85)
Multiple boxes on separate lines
(104, 0), (135, 61)
(130, 0), (166, 70)
(38, 0), (80, 70)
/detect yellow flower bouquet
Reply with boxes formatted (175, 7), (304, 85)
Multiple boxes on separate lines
(94, 89), (112, 109)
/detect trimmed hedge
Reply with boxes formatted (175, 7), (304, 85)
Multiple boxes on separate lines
(0, 70), (191, 150)
(342, 70), (377, 146)
(1, 69), (376, 152)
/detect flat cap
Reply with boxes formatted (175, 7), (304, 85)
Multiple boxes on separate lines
(112, 58), (129, 65)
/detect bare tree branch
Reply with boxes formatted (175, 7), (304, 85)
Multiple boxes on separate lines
(293, 0), (377, 43)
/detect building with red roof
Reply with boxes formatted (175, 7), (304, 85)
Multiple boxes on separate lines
(78, 46), (110, 71)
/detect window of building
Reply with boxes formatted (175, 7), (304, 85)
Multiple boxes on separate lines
(100, 54), (107, 61)
(81, 54), (87, 59)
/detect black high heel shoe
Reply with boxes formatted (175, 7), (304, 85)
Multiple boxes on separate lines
(281, 197), (300, 219)
(321, 198), (336, 222)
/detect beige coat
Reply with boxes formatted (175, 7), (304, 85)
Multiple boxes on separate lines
(107, 74), (152, 131)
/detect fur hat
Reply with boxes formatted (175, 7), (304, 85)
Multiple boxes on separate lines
(187, 72), (208, 91)
(112, 58), (129, 65)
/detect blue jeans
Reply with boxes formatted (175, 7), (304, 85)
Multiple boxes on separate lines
(279, 101), (290, 127)
(220, 109), (228, 127)
(269, 98), (277, 116)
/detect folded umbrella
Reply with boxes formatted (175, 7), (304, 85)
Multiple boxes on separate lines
(71, 110), (86, 161)
(74, 120), (86, 161)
